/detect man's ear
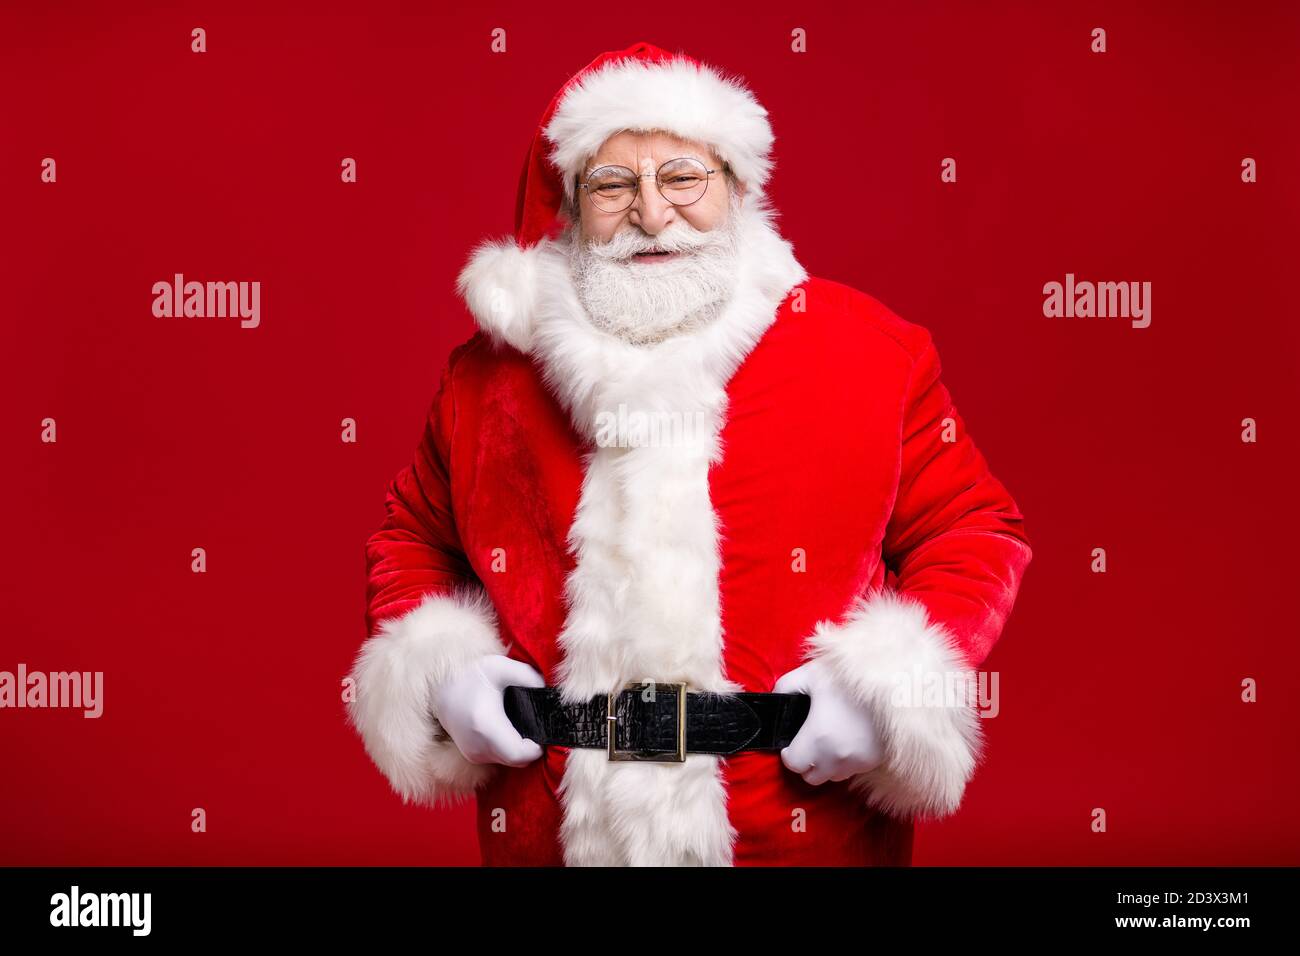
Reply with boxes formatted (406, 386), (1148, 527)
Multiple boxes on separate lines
(558, 199), (577, 229)
(565, 180), (582, 227)
(727, 167), (746, 201)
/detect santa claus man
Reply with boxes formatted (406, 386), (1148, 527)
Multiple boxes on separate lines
(346, 41), (1032, 866)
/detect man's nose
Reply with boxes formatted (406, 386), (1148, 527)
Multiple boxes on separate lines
(627, 176), (675, 235)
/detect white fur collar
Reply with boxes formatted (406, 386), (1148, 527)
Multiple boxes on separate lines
(456, 190), (807, 440)
(454, 191), (807, 865)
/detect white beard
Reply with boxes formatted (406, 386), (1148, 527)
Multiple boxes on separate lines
(563, 194), (744, 346)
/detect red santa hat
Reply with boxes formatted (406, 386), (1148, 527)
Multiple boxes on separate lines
(517, 40), (775, 244)
(459, 41), (777, 352)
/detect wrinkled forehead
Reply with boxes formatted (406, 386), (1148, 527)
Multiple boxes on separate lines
(584, 129), (722, 176)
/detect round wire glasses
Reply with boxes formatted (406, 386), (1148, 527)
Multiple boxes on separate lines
(578, 157), (723, 213)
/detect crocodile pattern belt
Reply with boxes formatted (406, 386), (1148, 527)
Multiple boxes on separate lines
(503, 682), (811, 762)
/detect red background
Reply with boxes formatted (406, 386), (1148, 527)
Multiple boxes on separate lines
(2, 1), (1297, 865)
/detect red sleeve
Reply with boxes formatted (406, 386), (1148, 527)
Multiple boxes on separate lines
(364, 356), (478, 637)
(881, 332), (1033, 667)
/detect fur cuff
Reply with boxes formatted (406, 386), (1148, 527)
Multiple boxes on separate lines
(346, 584), (508, 808)
(800, 588), (984, 821)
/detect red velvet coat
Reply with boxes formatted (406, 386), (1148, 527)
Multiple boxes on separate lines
(346, 195), (1032, 866)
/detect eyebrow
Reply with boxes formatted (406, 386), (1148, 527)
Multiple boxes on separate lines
(584, 154), (707, 177)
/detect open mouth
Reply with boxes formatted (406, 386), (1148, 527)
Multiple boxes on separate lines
(631, 249), (679, 262)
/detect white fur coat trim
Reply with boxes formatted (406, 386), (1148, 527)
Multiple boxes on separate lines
(799, 587), (985, 821)
(543, 55), (775, 207)
(456, 191), (808, 864)
(346, 584), (508, 808)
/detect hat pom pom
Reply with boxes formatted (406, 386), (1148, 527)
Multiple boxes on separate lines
(455, 238), (543, 353)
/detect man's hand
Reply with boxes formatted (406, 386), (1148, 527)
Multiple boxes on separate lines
(430, 654), (546, 767)
(773, 658), (885, 786)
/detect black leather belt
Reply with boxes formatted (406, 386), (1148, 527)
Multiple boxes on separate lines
(503, 681), (811, 762)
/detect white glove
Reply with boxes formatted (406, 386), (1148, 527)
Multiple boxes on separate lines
(429, 654), (546, 767)
(773, 657), (885, 786)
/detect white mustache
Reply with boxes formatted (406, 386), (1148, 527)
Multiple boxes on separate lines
(586, 221), (723, 262)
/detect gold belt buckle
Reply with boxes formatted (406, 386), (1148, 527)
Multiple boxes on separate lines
(606, 681), (687, 762)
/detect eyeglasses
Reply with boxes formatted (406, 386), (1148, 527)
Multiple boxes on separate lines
(578, 157), (723, 213)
